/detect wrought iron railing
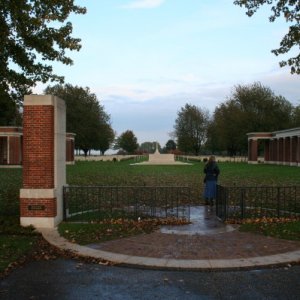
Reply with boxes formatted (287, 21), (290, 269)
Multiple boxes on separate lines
(216, 185), (300, 221)
(63, 185), (190, 222)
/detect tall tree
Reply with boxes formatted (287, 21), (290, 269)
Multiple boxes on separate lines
(208, 82), (293, 155)
(45, 84), (113, 156)
(98, 123), (115, 155)
(0, 0), (86, 123)
(0, 93), (22, 126)
(174, 104), (209, 155)
(165, 139), (177, 152)
(291, 105), (300, 127)
(139, 141), (158, 153)
(234, 0), (300, 74)
(114, 130), (138, 154)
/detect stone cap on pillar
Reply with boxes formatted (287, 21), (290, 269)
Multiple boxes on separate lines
(247, 132), (273, 140)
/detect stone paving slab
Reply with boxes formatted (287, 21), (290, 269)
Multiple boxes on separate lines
(40, 227), (300, 270)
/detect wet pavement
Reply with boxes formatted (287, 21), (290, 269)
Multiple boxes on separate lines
(40, 205), (300, 270)
(160, 206), (236, 235)
(1, 259), (300, 299)
(1, 206), (300, 299)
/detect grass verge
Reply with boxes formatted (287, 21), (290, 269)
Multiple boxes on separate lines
(58, 217), (189, 245)
(239, 219), (300, 241)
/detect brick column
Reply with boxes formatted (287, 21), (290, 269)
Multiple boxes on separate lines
(20, 95), (66, 228)
(248, 138), (258, 163)
(278, 138), (283, 164)
(284, 137), (291, 165)
(291, 136), (297, 166)
(264, 139), (270, 162)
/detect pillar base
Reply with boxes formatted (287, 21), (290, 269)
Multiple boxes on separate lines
(20, 216), (60, 228)
(20, 188), (63, 228)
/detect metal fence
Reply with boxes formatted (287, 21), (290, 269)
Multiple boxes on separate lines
(216, 185), (300, 221)
(63, 185), (190, 222)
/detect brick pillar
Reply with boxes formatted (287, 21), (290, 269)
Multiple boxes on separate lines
(273, 139), (278, 163)
(264, 139), (270, 162)
(278, 138), (283, 164)
(284, 137), (291, 165)
(291, 136), (297, 166)
(248, 138), (258, 163)
(269, 139), (274, 163)
(20, 95), (66, 228)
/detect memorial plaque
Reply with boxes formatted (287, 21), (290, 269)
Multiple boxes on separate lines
(28, 205), (45, 211)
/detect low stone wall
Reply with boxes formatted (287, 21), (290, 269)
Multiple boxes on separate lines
(177, 155), (249, 163)
(75, 155), (143, 162)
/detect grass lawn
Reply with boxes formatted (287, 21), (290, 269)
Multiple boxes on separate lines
(239, 220), (300, 241)
(0, 216), (39, 274)
(0, 159), (300, 274)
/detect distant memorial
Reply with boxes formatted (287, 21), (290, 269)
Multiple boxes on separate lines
(132, 142), (192, 165)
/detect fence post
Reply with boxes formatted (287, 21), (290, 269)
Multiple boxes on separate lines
(277, 187), (281, 218)
(224, 187), (228, 221)
(240, 188), (245, 219)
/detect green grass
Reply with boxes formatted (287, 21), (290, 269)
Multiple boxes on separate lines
(66, 160), (300, 205)
(66, 160), (300, 186)
(58, 217), (189, 245)
(0, 216), (39, 274)
(0, 235), (39, 273)
(239, 220), (300, 241)
(0, 160), (300, 274)
(58, 221), (154, 245)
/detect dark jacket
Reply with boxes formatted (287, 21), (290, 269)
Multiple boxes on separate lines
(204, 162), (220, 181)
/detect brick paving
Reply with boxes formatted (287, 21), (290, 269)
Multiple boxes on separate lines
(89, 230), (300, 260)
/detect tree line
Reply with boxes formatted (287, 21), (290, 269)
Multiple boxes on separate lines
(1, 0), (300, 156)
(2, 80), (300, 156)
(173, 82), (300, 156)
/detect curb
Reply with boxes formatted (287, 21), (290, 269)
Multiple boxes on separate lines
(39, 228), (300, 271)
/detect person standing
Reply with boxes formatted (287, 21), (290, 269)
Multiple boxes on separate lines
(203, 156), (220, 206)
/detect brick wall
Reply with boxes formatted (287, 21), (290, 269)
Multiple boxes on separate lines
(22, 105), (55, 189)
(20, 198), (57, 217)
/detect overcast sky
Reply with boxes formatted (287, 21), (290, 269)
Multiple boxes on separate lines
(34, 0), (300, 148)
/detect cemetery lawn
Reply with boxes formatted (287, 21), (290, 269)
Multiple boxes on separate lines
(1, 159), (300, 275)
(239, 220), (300, 241)
(0, 216), (39, 275)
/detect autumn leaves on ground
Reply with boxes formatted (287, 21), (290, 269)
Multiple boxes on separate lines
(1, 160), (300, 277)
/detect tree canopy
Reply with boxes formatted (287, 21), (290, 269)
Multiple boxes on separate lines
(44, 84), (114, 156)
(139, 141), (158, 154)
(174, 104), (209, 155)
(207, 82), (293, 155)
(164, 139), (177, 153)
(234, 0), (300, 74)
(114, 130), (139, 154)
(0, 0), (86, 121)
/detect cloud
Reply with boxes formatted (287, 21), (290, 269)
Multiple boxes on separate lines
(121, 0), (165, 9)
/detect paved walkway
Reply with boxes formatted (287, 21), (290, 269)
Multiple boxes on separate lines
(40, 206), (300, 270)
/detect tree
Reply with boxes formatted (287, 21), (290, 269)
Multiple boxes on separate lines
(45, 84), (114, 156)
(234, 0), (300, 74)
(291, 105), (300, 127)
(0, 93), (22, 126)
(98, 124), (115, 155)
(174, 104), (209, 155)
(139, 141), (158, 153)
(165, 139), (177, 152)
(114, 130), (138, 154)
(208, 82), (293, 155)
(0, 0), (86, 123)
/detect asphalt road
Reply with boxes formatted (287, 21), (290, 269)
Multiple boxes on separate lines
(1, 259), (300, 300)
